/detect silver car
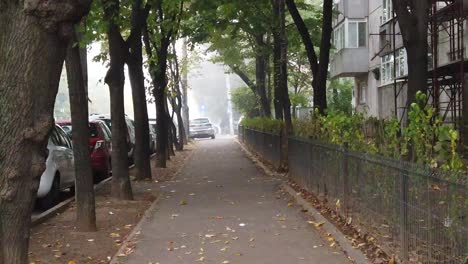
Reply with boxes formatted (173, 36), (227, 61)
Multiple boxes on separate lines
(189, 118), (215, 139)
(37, 125), (75, 208)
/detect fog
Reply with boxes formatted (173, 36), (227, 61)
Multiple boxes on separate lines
(54, 42), (244, 134)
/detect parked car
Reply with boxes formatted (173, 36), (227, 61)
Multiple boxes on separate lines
(57, 120), (112, 182)
(90, 114), (136, 163)
(189, 118), (215, 139)
(37, 125), (75, 209)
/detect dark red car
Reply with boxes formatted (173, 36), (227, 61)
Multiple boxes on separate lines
(58, 120), (112, 181)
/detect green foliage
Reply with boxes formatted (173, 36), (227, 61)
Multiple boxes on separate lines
(403, 92), (464, 172)
(231, 87), (259, 117)
(292, 92), (465, 174)
(241, 118), (283, 135)
(327, 78), (353, 115)
(289, 91), (310, 108)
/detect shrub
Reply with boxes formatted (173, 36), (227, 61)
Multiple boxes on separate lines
(241, 117), (283, 135)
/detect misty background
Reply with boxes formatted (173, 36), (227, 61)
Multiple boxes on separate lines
(54, 43), (245, 134)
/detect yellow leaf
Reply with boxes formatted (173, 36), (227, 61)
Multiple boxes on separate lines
(431, 184), (441, 191)
(68, 261), (77, 264)
(180, 200), (188, 205)
(287, 202), (294, 207)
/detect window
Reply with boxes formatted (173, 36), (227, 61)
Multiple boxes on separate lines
(347, 21), (367, 48)
(333, 19), (367, 50)
(358, 83), (367, 104)
(333, 24), (345, 51)
(381, 48), (407, 85)
(382, 0), (393, 24)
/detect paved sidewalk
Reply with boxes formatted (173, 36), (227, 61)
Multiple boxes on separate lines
(120, 137), (350, 264)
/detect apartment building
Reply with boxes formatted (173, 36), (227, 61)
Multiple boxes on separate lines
(330, 0), (468, 128)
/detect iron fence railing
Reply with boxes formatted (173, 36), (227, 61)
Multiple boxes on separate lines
(239, 126), (282, 169)
(240, 127), (467, 263)
(289, 136), (467, 264)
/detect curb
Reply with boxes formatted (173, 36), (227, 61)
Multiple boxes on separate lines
(109, 196), (161, 264)
(31, 153), (158, 227)
(31, 177), (112, 226)
(281, 183), (370, 264)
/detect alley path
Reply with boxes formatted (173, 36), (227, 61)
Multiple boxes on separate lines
(119, 137), (350, 264)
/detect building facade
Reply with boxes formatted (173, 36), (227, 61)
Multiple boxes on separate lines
(331, 0), (468, 128)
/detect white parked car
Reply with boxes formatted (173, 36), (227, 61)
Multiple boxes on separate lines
(37, 125), (75, 208)
(189, 118), (215, 139)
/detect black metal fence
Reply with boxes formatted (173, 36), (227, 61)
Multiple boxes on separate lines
(239, 126), (282, 170)
(241, 127), (467, 263)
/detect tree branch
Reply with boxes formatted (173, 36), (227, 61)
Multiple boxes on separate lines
(285, 0), (318, 76)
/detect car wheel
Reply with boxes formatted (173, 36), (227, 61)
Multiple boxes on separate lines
(211, 135), (215, 139)
(38, 174), (60, 209)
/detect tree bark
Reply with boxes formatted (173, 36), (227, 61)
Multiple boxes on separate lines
(255, 35), (272, 118)
(154, 46), (170, 167)
(393, 0), (430, 107)
(65, 28), (97, 232)
(127, 0), (152, 180)
(272, 0), (284, 120)
(170, 43), (186, 150)
(0, 1), (91, 263)
(104, 0), (133, 200)
(286, 0), (332, 114)
(181, 39), (190, 144)
(166, 101), (176, 157)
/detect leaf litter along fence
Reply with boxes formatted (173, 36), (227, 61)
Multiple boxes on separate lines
(240, 126), (467, 264)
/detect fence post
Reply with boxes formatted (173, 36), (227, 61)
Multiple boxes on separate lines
(399, 167), (409, 262)
(342, 142), (350, 217)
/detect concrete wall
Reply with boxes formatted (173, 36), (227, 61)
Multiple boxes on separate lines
(330, 47), (369, 78)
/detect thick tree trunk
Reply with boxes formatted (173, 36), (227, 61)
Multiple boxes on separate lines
(104, 0), (133, 200)
(181, 39), (190, 144)
(0, 1), (91, 263)
(127, 8), (152, 180)
(65, 29), (97, 232)
(154, 72), (169, 167)
(255, 35), (272, 118)
(272, 0), (284, 120)
(393, 0), (429, 107)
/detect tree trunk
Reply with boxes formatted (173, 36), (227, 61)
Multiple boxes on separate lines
(104, 0), (133, 200)
(272, 0), (284, 120)
(127, 1), (152, 180)
(0, 2), (91, 263)
(313, 0), (333, 114)
(181, 39), (190, 144)
(65, 28), (97, 232)
(255, 35), (272, 118)
(279, 0), (293, 138)
(286, 0), (332, 114)
(166, 102), (176, 157)
(393, 0), (430, 107)
(171, 44), (186, 150)
(154, 57), (169, 167)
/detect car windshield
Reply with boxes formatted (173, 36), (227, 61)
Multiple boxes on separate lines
(191, 118), (210, 125)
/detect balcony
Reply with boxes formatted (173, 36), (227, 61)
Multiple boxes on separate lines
(330, 47), (369, 78)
